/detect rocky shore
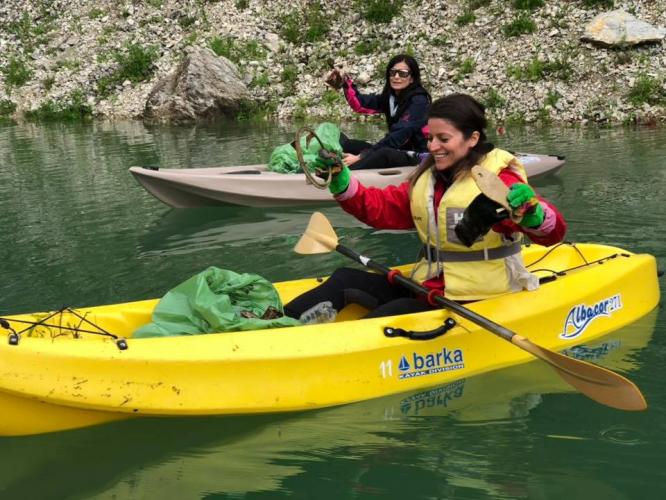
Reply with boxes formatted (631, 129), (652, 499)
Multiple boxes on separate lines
(1, 0), (664, 125)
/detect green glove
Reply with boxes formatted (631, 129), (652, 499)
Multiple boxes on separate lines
(328, 164), (351, 195)
(507, 183), (544, 228)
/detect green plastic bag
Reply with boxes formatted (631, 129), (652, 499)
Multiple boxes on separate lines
(133, 267), (301, 338)
(267, 122), (343, 173)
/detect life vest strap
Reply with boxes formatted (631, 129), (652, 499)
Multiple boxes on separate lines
(420, 242), (521, 262)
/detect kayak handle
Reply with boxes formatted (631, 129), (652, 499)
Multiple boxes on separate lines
(384, 317), (457, 341)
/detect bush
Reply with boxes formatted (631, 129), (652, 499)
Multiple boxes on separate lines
(3, 57), (33, 87)
(25, 91), (92, 122)
(210, 37), (266, 64)
(236, 99), (277, 121)
(97, 43), (159, 95)
(354, 39), (381, 55)
(507, 56), (573, 82)
(513, 0), (544, 10)
(279, 2), (331, 44)
(627, 75), (666, 105)
(0, 99), (17, 117)
(456, 58), (475, 81)
(502, 14), (536, 37)
(358, 0), (404, 24)
(582, 0), (614, 7)
(484, 88), (505, 109)
(456, 11), (475, 26)
(281, 64), (298, 92)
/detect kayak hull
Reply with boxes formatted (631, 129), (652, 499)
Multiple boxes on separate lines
(0, 243), (658, 436)
(129, 153), (565, 208)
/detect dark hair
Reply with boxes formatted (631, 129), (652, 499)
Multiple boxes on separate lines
(379, 54), (425, 111)
(409, 93), (493, 185)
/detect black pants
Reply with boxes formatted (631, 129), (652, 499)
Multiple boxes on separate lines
(339, 133), (420, 171)
(283, 267), (433, 320)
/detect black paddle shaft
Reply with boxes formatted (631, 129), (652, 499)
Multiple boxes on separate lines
(335, 243), (516, 342)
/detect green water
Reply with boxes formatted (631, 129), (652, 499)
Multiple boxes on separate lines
(0, 120), (664, 499)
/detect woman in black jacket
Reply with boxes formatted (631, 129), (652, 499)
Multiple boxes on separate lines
(326, 54), (431, 170)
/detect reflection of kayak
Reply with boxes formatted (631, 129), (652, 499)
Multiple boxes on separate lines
(0, 316), (656, 498)
(129, 152), (565, 208)
(0, 242), (658, 436)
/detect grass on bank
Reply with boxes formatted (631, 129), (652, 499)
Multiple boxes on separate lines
(2, 57), (33, 88)
(97, 44), (159, 96)
(24, 91), (93, 122)
(627, 74), (666, 106)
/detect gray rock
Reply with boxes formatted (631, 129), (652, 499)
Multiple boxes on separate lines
(143, 47), (249, 122)
(581, 10), (665, 47)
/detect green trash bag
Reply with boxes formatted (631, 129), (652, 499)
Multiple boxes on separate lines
(267, 122), (343, 173)
(133, 266), (301, 338)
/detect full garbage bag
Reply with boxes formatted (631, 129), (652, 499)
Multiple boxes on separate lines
(267, 122), (343, 173)
(133, 266), (301, 338)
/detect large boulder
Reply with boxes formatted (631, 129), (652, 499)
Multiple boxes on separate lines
(144, 47), (249, 122)
(581, 10), (665, 47)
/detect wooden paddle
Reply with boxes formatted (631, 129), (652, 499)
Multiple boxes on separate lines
(295, 212), (647, 411)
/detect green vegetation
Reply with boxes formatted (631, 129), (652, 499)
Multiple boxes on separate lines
(0, 99), (17, 119)
(280, 1), (331, 44)
(627, 74), (666, 105)
(355, 39), (382, 56)
(97, 44), (160, 96)
(235, 0), (249, 9)
(24, 90), (92, 122)
(250, 72), (270, 88)
(507, 55), (572, 82)
(582, 0), (614, 7)
(236, 99), (278, 121)
(321, 89), (345, 107)
(502, 14), (536, 37)
(467, 0), (491, 8)
(455, 11), (475, 26)
(456, 58), (475, 81)
(210, 36), (266, 64)
(545, 90), (561, 108)
(513, 0), (544, 10)
(357, 0), (404, 24)
(505, 112), (527, 126)
(2, 57), (33, 88)
(537, 106), (551, 124)
(281, 63), (299, 92)
(88, 8), (105, 19)
(431, 35), (448, 47)
(293, 97), (312, 120)
(484, 88), (506, 109)
(42, 75), (56, 91)
(5, 9), (56, 52)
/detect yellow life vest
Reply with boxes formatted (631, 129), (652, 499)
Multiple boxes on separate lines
(409, 149), (535, 301)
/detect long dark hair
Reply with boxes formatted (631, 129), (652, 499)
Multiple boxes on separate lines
(379, 54), (429, 122)
(409, 93), (493, 186)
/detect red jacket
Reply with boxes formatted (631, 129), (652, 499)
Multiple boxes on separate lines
(336, 168), (567, 291)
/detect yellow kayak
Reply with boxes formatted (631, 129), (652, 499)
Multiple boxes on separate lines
(0, 242), (660, 436)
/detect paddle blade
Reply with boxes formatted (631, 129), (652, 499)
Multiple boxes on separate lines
(294, 212), (339, 254)
(512, 336), (647, 411)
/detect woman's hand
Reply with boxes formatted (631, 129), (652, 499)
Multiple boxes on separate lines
(324, 68), (345, 89)
(507, 183), (544, 228)
(343, 153), (360, 167)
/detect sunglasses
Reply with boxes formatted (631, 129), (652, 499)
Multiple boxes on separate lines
(389, 69), (411, 78)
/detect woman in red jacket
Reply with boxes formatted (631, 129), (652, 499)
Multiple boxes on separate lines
(285, 94), (566, 322)
(326, 54), (431, 170)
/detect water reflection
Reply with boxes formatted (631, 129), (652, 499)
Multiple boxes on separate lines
(0, 312), (656, 499)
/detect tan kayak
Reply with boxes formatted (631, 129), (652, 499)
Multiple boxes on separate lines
(129, 152), (565, 208)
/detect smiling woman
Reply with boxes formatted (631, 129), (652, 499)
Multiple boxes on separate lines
(284, 93), (567, 319)
(324, 54), (431, 170)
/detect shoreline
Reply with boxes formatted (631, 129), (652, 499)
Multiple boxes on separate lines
(1, 0), (664, 125)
